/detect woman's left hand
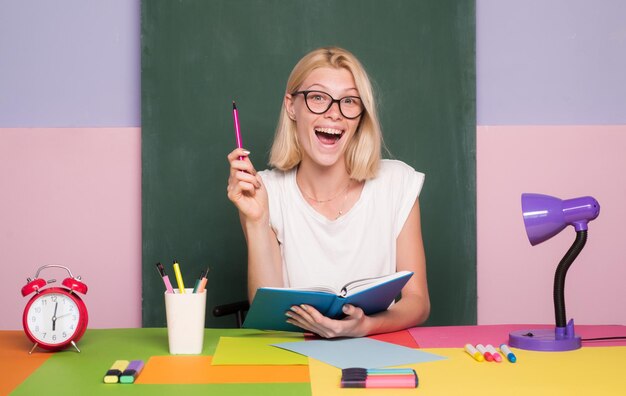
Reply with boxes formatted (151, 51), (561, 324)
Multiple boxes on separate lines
(285, 304), (369, 338)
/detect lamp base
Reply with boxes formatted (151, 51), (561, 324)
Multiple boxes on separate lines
(509, 319), (581, 351)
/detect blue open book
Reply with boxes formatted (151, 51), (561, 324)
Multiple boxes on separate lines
(242, 271), (413, 332)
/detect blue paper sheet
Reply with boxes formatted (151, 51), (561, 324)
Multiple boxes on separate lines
(272, 337), (446, 369)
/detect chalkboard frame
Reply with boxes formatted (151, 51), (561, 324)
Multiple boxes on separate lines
(141, 0), (476, 328)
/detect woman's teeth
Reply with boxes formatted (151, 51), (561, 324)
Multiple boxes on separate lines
(315, 127), (343, 135)
(315, 127), (343, 144)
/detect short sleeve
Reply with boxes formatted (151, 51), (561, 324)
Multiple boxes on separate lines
(378, 160), (425, 237)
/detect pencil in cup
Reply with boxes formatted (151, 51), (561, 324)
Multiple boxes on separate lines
(173, 261), (186, 294)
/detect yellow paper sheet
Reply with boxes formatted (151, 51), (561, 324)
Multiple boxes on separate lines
(212, 335), (308, 365)
(136, 355), (310, 384)
(310, 347), (626, 396)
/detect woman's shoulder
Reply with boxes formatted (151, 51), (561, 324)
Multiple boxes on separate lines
(377, 159), (425, 182)
(370, 160), (425, 197)
(258, 168), (295, 189)
(259, 167), (290, 180)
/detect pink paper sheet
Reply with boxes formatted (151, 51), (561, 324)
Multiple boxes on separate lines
(409, 324), (626, 348)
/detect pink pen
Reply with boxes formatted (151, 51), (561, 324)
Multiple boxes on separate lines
(232, 101), (244, 160)
(486, 344), (503, 363)
(155, 262), (174, 293)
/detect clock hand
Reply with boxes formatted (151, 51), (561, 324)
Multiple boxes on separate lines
(52, 302), (58, 331)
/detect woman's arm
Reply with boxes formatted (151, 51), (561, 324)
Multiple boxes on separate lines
(366, 198), (430, 332)
(226, 148), (283, 300)
(286, 198), (430, 337)
(241, 215), (283, 301)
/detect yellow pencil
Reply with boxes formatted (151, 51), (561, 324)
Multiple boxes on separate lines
(173, 261), (185, 293)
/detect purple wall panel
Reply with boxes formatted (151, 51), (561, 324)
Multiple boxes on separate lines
(0, 0), (140, 127)
(477, 0), (626, 125)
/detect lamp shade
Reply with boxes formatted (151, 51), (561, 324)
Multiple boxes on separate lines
(522, 193), (600, 246)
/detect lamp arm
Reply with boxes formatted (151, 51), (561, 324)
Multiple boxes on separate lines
(553, 230), (587, 328)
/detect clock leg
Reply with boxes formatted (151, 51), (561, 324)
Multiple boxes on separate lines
(29, 343), (38, 354)
(71, 341), (81, 353)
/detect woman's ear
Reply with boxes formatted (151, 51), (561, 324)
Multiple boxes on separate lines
(284, 94), (296, 120)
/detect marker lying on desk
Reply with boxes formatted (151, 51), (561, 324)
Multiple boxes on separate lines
(103, 360), (129, 383)
(173, 261), (185, 293)
(476, 344), (493, 362)
(120, 360), (144, 384)
(464, 344), (484, 362)
(499, 344), (517, 363)
(486, 344), (503, 362)
(155, 262), (174, 293)
(341, 367), (418, 388)
(366, 368), (416, 375)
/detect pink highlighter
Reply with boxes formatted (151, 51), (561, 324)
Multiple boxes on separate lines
(366, 375), (418, 388)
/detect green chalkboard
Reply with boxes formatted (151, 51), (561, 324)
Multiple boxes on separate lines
(141, 0), (476, 328)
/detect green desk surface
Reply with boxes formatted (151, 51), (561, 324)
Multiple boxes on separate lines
(9, 328), (310, 396)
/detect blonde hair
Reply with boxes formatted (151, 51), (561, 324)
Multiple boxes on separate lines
(269, 47), (382, 181)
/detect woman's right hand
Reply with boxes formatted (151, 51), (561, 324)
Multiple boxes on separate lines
(226, 148), (268, 223)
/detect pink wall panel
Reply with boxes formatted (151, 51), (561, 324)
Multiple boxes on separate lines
(477, 125), (626, 325)
(0, 128), (141, 329)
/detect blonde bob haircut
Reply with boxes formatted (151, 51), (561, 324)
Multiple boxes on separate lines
(269, 47), (383, 181)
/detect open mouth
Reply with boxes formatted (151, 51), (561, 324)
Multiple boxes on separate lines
(315, 127), (344, 145)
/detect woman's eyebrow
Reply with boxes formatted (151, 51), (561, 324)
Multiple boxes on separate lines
(303, 83), (359, 94)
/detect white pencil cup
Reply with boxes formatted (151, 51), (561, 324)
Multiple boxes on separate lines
(164, 288), (206, 354)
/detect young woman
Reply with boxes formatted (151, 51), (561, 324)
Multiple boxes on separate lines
(227, 47), (430, 338)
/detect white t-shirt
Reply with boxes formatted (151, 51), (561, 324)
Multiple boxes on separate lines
(259, 159), (425, 291)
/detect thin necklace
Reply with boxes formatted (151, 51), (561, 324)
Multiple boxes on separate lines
(335, 188), (350, 219)
(301, 179), (351, 204)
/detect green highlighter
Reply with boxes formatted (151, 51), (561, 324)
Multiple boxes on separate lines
(119, 360), (144, 384)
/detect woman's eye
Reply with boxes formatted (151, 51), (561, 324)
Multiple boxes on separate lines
(343, 97), (361, 106)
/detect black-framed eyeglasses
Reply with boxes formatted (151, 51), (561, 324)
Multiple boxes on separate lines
(291, 90), (364, 119)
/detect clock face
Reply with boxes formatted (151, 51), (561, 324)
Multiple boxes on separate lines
(25, 292), (81, 346)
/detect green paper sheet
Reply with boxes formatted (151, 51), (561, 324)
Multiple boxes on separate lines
(212, 335), (308, 365)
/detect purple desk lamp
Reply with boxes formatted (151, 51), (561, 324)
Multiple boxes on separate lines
(509, 193), (600, 351)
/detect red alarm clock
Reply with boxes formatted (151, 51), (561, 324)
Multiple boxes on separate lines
(21, 265), (89, 353)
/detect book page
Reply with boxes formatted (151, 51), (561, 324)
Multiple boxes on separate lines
(263, 285), (339, 295)
(342, 271), (412, 297)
